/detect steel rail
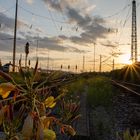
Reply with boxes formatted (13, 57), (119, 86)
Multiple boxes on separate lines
(111, 80), (140, 96)
(121, 81), (140, 87)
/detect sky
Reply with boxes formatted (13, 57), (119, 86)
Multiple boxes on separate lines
(0, 0), (140, 72)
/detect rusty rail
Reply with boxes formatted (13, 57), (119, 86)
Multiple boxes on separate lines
(111, 80), (140, 96)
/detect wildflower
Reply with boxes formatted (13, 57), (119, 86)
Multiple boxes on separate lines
(44, 96), (56, 108)
(43, 129), (56, 140)
(0, 83), (15, 99)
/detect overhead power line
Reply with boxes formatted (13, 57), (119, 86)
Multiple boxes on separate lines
(46, 3), (59, 34)
(19, 5), (69, 24)
(116, 5), (131, 48)
(102, 3), (131, 19)
(102, 56), (112, 63)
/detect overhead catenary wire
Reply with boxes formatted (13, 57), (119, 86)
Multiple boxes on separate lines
(116, 5), (132, 49)
(19, 3), (78, 36)
(103, 0), (132, 45)
(104, 0), (140, 67)
(123, 6), (131, 27)
(58, 4), (78, 33)
(0, 3), (132, 44)
(118, 2), (140, 40)
(0, 0), (138, 72)
(102, 3), (131, 19)
(18, 5), (69, 24)
(45, 4), (59, 34)
(113, 0), (140, 64)
(18, 4), (72, 40)
(18, 2), (132, 38)
(101, 56), (112, 63)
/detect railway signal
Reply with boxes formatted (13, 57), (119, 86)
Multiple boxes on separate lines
(25, 42), (29, 68)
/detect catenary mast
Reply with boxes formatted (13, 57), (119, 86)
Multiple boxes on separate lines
(131, 0), (137, 62)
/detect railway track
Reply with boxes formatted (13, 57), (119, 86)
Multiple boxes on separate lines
(70, 90), (95, 140)
(60, 79), (140, 140)
(111, 80), (140, 96)
(111, 80), (140, 131)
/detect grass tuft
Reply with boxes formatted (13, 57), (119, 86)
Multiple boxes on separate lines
(87, 76), (114, 107)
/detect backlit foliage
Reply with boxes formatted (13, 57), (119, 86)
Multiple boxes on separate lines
(0, 59), (80, 140)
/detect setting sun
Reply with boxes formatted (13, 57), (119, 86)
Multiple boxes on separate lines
(127, 59), (133, 65)
(0, 0), (140, 140)
(121, 54), (133, 65)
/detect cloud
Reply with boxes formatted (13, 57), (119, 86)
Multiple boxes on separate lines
(43, 0), (95, 14)
(42, 0), (111, 45)
(67, 8), (110, 43)
(66, 45), (87, 53)
(43, 0), (78, 11)
(110, 52), (125, 57)
(0, 13), (29, 31)
(26, 0), (34, 4)
(30, 56), (69, 61)
(58, 8), (109, 45)
(35, 27), (43, 33)
(0, 32), (86, 53)
(101, 41), (118, 48)
(43, 0), (62, 11)
(31, 36), (86, 53)
(84, 5), (96, 14)
(0, 32), (27, 53)
(0, 13), (43, 41)
(0, 13), (15, 30)
(0, 33), (13, 52)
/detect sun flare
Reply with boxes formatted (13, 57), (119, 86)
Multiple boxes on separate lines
(127, 60), (133, 65)
(126, 59), (133, 65)
(122, 54), (133, 65)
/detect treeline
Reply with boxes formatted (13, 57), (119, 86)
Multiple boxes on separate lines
(111, 62), (140, 84)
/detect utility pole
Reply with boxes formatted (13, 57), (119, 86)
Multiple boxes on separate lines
(13, 0), (18, 72)
(61, 64), (63, 70)
(0, 59), (1, 65)
(131, 0), (137, 62)
(112, 59), (115, 71)
(75, 65), (77, 73)
(47, 50), (49, 70)
(68, 65), (70, 71)
(93, 43), (96, 72)
(19, 54), (22, 66)
(36, 39), (39, 58)
(99, 55), (102, 72)
(83, 55), (85, 72)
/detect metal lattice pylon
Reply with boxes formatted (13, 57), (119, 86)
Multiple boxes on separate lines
(131, 0), (137, 62)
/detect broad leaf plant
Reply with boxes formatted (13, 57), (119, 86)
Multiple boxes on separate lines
(0, 59), (80, 140)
